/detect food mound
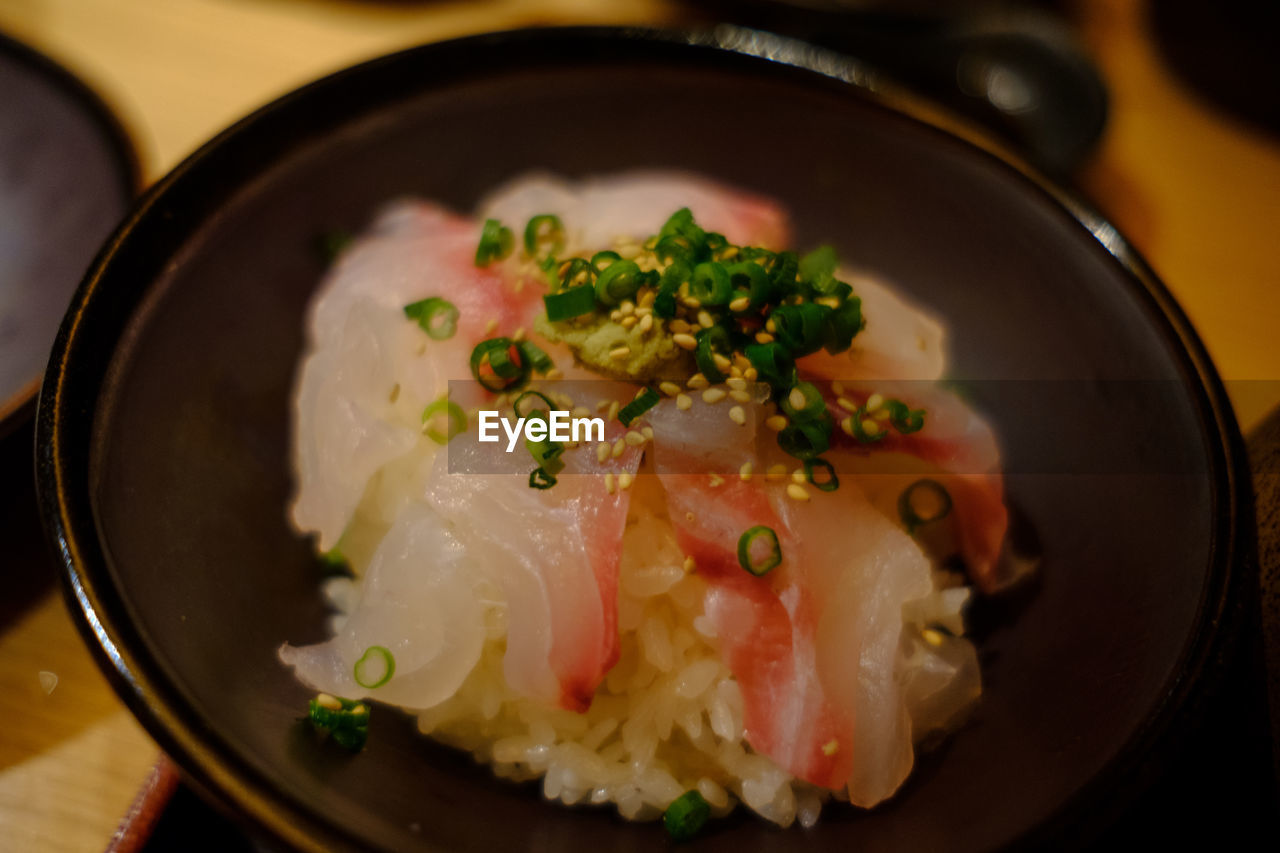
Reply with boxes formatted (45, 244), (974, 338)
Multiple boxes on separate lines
(280, 172), (1013, 837)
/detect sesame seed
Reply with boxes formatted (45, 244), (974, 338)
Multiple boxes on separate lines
(766, 464), (788, 481)
(739, 461), (754, 481)
(730, 389), (752, 403)
(676, 393), (693, 410)
(684, 296), (702, 308)
(822, 739), (840, 756)
(697, 310), (715, 329)
(673, 333), (698, 351)
(726, 377), (747, 391)
(683, 556), (696, 573)
(729, 364), (744, 378)
(841, 416), (854, 436)
(617, 244), (641, 259)
(597, 442), (610, 464)
(866, 393), (884, 411)
(416, 342), (427, 356)
(712, 353), (732, 372)
(922, 628), (945, 647)
(609, 345), (632, 360)
(791, 468), (807, 485)
(861, 419), (881, 436)
(709, 474), (725, 487)
(546, 367), (563, 380)
(816, 296), (840, 309)
(831, 380), (845, 395)
(702, 388), (727, 404)
(788, 387), (808, 411)
(686, 511), (696, 523)
(641, 426), (654, 440)
(572, 406), (590, 418)
(765, 318), (777, 333)
(639, 290), (657, 308)
(755, 332), (775, 344)
(669, 319), (691, 334)
(620, 316), (638, 329)
(596, 399), (611, 412)
(638, 314), (653, 333)
(659, 381), (682, 397)
(729, 296), (750, 312)
(619, 300), (636, 316)
(609, 309), (622, 321)
(607, 400), (620, 422)
(485, 318), (499, 335)
(625, 431), (646, 446)
(874, 408), (891, 421)
(316, 693), (342, 711)
(612, 438), (626, 458)
(787, 483), (811, 502)
(728, 405), (747, 425)
(744, 367), (758, 381)
(605, 473), (616, 494)
(389, 383), (400, 403)
(687, 373), (709, 389)
(349, 703), (368, 716)
(619, 472), (634, 490)
(765, 414), (788, 431)
(837, 397), (858, 412)
(512, 327), (526, 342)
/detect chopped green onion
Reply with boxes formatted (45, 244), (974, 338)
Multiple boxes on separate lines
(353, 646), (396, 688)
(618, 387), (660, 426)
(849, 405), (887, 444)
(884, 399), (926, 434)
(421, 398), (466, 444)
(725, 260), (772, 310)
(513, 390), (556, 418)
(654, 260), (691, 318)
(557, 257), (593, 290)
(525, 411), (565, 476)
(737, 525), (782, 576)
(475, 218), (514, 267)
(590, 250), (621, 272)
(523, 214), (564, 259)
(529, 467), (557, 489)
(594, 259), (642, 305)
(663, 790), (711, 843)
(804, 458), (839, 492)
(318, 547), (349, 576)
(307, 694), (369, 751)
(779, 381), (827, 423)
(823, 297), (864, 353)
(517, 340), (554, 374)
(544, 284), (597, 321)
(799, 245), (838, 280)
(469, 338), (528, 392)
(778, 420), (830, 460)
(689, 262), (731, 306)
(771, 302), (833, 357)
(898, 479), (952, 533)
(766, 250), (799, 291)
(743, 342), (795, 391)
(403, 297), (459, 341)
(695, 325), (732, 384)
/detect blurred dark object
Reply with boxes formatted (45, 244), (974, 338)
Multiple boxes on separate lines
(1151, 0), (1280, 137)
(0, 31), (137, 438)
(688, 1), (1107, 178)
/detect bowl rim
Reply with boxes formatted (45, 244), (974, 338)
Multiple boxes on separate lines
(35, 25), (1254, 852)
(0, 29), (141, 438)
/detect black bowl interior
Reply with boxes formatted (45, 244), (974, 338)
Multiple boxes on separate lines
(42, 29), (1245, 853)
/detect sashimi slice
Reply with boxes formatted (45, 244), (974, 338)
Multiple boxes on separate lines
(421, 422), (643, 712)
(279, 501), (486, 709)
(822, 381), (1010, 591)
(648, 399), (936, 804)
(479, 171), (790, 254)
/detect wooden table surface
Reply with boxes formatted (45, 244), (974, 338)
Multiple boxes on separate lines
(0, 0), (1276, 849)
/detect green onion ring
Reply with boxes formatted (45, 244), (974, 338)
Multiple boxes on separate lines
(743, 342), (795, 391)
(475, 218), (514, 267)
(512, 390), (555, 418)
(529, 467), (558, 490)
(618, 387), (660, 426)
(898, 479), (952, 533)
(594, 259), (642, 306)
(421, 398), (466, 444)
(771, 302), (833, 357)
(689, 261), (731, 306)
(469, 338), (528, 392)
(353, 645), (396, 688)
(778, 420), (830, 460)
(694, 325), (732, 384)
(663, 790), (711, 842)
(737, 525), (782, 576)
(523, 214), (565, 258)
(402, 297), (459, 341)
(885, 399), (926, 434)
(803, 458), (839, 492)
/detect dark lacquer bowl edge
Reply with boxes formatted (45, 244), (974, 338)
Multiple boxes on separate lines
(33, 26), (1256, 853)
(0, 28), (141, 438)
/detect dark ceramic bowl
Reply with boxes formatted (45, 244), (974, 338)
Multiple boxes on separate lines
(38, 27), (1253, 853)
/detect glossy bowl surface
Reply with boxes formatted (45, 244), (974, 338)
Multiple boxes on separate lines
(38, 27), (1252, 853)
